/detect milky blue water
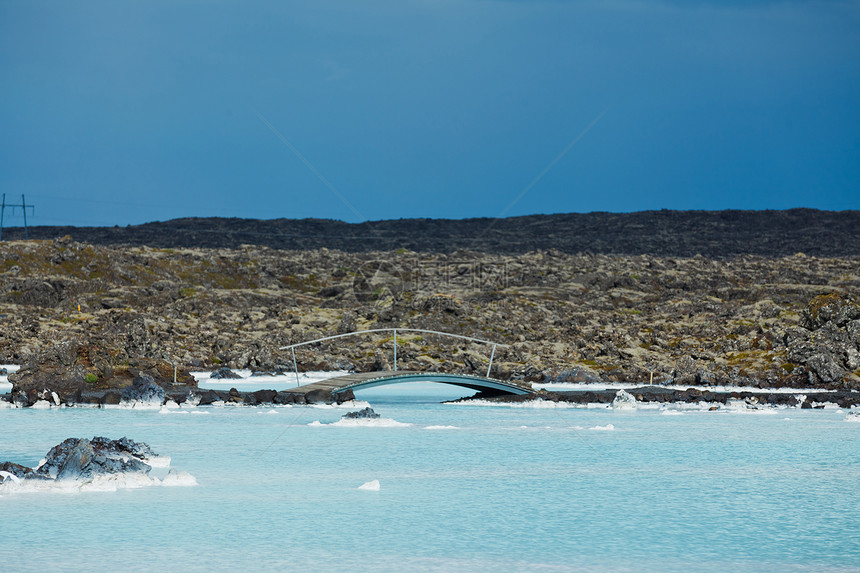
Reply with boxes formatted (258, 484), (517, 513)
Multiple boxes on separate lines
(1, 385), (859, 572)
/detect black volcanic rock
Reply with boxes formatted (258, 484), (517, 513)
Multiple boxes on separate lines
(1, 437), (158, 482)
(210, 367), (242, 380)
(801, 293), (860, 330)
(342, 407), (380, 419)
(3, 209), (860, 257)
(120, 373), (166, 405)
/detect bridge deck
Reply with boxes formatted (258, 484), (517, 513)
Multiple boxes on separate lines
(284, 370), (535, 397)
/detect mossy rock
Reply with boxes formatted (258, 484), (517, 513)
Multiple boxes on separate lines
(801, 292), (860, 330)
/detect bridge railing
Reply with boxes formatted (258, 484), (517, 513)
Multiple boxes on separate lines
(279, 328), (508, 387)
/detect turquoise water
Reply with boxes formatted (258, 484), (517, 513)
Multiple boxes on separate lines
(1, 385), (859, 572)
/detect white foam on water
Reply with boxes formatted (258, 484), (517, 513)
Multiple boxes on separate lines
(589, 424), (615, 431)
(611, 390), (637, 410)
(30, 400), (53, 409)
(159, 408), (187, 415)
(358, 479), (380, 491)
(158, 407), (211, 416)
(0, 469), (198, 497)
(844, 412), (860, 423)
(660, 409), (685, 416)
(0, 470), (22, 484)
(117, 400), (163, 410)
(424, 425), (460, 430)
(334, 417), (411, 427)
(454, 389), (832, 414)
(728, 408), (779, 415)
(86, 473), (156, 491)
(332, 400), (371, 409)
(0, 478), (85, 496)
(453, 398), (583, 409)
(306, 401), (371, 410)
(723, 400), (780, 414)
(146, 456), (171, 468)
(0, 400), (17, 409)
(161, 469), (198, 487)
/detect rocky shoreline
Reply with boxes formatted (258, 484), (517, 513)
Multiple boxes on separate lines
(2, 370), (857, 409)
(463, 387), (860, 409)
(4, 385), (857, 409)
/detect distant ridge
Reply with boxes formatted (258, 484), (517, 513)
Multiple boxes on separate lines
(2, 209), (858, 258)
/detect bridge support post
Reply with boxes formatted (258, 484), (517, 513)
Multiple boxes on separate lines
(393, 329), (397, 371)
(487, 344), (496, 378)
(291, 347), (300, 387)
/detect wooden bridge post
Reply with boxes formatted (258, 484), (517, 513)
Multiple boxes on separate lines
(393, 329), (397, 371)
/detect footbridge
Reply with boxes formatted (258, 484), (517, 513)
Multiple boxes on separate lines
(279, 329), (536, 400)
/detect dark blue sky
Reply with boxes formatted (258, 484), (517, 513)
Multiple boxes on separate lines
(1, 0), (858, 227)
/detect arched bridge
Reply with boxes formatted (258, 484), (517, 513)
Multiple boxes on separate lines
(279, 329), (536, 401)
(284, 370), (535, 400)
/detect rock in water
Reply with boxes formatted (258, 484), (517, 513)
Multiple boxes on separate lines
(121, 373), (166, 405)
(210, 367), (242, 380)
(342, 407), (381, 420)
(34, 437), (156, 482)
(0, 461), (35, 480)
(56, 439), (95, 480)
(611, 389), (638, 409)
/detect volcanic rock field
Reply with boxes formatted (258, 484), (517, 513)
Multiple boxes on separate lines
(2, 210), (859, 404)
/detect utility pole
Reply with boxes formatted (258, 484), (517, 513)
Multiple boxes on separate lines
(22, 195), (28, 240)
(0, 194), (35, 242)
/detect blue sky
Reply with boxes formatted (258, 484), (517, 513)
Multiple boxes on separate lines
(1, 0), (858, 227)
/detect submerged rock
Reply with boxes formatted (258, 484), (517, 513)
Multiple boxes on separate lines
(611, 389), (638, 409)
(342, 407), (380, 419)
(2, 437), (159, 483)
(121, 373), (166, 405)
(210, 367), (242, 380)
(0, 461), (36, 480)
